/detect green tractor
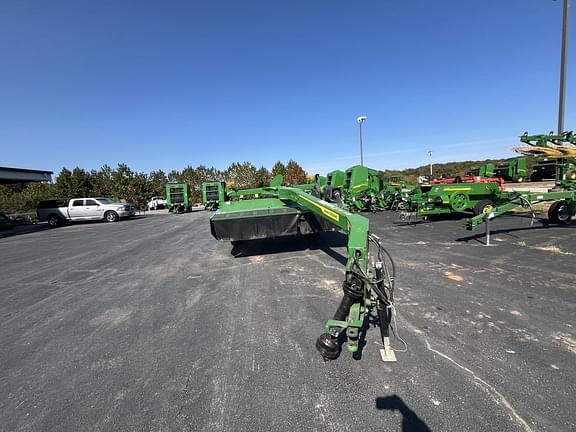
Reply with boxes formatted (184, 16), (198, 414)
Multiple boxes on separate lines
(202, 181), (226, 211)
(166, 183), (192, 213)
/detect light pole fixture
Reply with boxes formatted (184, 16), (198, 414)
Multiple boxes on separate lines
(428, 150), (433, 177)
(357, 116), (367, 166)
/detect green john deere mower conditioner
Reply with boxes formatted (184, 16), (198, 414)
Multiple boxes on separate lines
(210, 186), (402, 362)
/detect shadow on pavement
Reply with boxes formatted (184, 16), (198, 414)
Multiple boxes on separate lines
(230, 231), (348, 266)
(376, 395), (432, 432)
(0, 224), (50, 239)
(0, 216), (148, 240)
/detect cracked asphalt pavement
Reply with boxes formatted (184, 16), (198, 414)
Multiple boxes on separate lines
(0, 210), (574, 431)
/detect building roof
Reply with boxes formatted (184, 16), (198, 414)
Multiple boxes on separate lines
(0, 167), (53, 184)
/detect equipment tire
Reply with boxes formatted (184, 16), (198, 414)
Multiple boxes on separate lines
(473, 200), (494, 216)
(47, 214), (61, 228)
(105, 211), (119, 223)
(333, 190), (343, 206)
(548, 200), (572, 225)
(449, 193), (469, 212)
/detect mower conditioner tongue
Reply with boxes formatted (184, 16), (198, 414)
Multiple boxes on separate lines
(209, 186), (402, 363)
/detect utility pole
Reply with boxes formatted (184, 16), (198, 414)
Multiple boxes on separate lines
(558, 0), (570, 135)
(428, 150), (433, 177)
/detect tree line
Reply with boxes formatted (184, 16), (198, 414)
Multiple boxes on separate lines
(0, 160), (308, 214)
(381, 156), (536, 185)
(1, 156), (531, 215)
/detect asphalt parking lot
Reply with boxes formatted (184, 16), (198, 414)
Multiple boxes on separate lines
(0, 210), (574, 432)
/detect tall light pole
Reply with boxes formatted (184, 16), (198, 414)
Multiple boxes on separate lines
(558, 0), (570, 135)
(428, 150), (433, 176)
(357, 116), (367, 166)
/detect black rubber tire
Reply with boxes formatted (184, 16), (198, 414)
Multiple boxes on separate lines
(47, 214), (61, 228)
(333, 190), (343, 206)
(548, 201), (572, 225)
(473, 200), (494, 216)
(105, 211), (119, 223)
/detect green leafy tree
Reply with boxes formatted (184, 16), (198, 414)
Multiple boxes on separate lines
(112, 163), (135, 201)
(168, 169), (180, 182)
(129, 172), (151, 209)
(284, 160), (307, 185)
(91, 165), (114, 197)
(271, 161), (286, 178)
(54, 168), (74, 198)
(255, 166), (271, 187)
(148, 170), (167, 197)
(21, 183), (55, 211)
(225, 162), (258, 189)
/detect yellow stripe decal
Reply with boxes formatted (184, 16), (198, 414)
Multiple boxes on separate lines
(443, 187), (471, 192)
(300, 195), (340, 223)
(352, 183), (368, 189)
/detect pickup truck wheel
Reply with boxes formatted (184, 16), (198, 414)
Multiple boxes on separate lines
(47, 214), (61, 228)
(105, 211), (119, 223)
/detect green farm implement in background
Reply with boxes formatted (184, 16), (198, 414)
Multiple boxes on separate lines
(465, 131), (576, 231)
(467, 180), (576, 230)
(343, 165), (386, 212)
(399, 178), (505, 220)
(202, 181), (226, 211)
(494, 158), (528, 182)
(478, 163), (495, 178)
(210, 186), (401, 362)
(380, 177), (414, 210)
(166, 183), (192, 213)
(474, 158), (528, 182)
(289, 174), (327, 195)
(323, 170), (346, 205)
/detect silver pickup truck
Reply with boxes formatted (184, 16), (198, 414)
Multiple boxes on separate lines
(37, 197), (135, 227)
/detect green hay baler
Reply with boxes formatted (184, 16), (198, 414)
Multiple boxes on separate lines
(202, 181), (226, 211)
(399, 178), (505, 219)
(342, 165), (387, 212)
(323, 170), (346, 204)
(166, 183), (192, 213)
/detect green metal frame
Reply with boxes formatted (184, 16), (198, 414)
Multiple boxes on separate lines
(401, 181), (503, 217)
(210, 186), (389, 355)
(166, 183), (192, 213)
(467, 189), (576, 230)
(202, 181), (226, 211)
(343, 165), (384, 212)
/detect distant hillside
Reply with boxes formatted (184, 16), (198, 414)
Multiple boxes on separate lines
(380, 156), (536, 184)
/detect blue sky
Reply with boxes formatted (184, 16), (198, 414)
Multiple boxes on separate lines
(0, 0), (573, 175)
